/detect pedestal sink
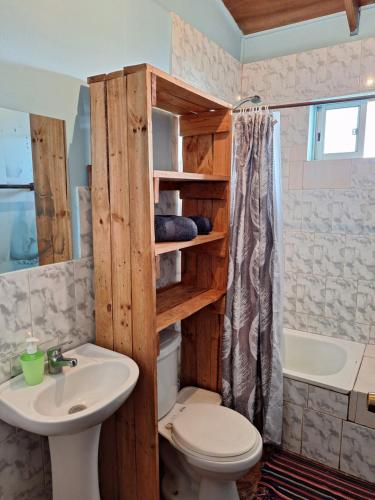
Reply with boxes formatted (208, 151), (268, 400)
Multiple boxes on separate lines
(0, 343), (139, 500)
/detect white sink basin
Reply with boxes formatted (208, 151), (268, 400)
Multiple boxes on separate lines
(0, 343), (139, 500)
(0, 343), (139, 435)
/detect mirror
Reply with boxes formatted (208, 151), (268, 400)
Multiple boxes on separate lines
(0, 107), (72, 273)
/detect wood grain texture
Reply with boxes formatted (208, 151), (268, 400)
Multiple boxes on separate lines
(98, 418), (119, 500)
(89, 63), (232, 114)
(222, 0), (374, 34)
(107, 77), (133, 357)
(30, 114), (71, 265)
(90, 66), (233, 498)
(154, 170), (228, 181)
(345, 0), (360, 34)
(180, 114), (232, 393)
(89, 82), (114, 351)
(106, 76), (137, 498)
(180, 110), (231, 137)
(156, 284), (225, 332)
(126, 69), (159, 500)
(89, 81), (117, 500)
(178, 181), (228, 200)
(155, 232), (226, 256)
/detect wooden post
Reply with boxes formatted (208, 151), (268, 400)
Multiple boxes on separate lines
(344, 0), (360, 35)
(126, 68), (159, 500)
(90, 69), (159, 500)
(89, 80), (118, 500)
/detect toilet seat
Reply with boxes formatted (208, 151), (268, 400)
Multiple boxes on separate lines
(170, 403), (259, 463)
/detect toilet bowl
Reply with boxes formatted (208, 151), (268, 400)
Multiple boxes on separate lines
(157, 332), (263, 500)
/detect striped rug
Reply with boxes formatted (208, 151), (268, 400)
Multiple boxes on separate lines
(238, 449), (375, 499)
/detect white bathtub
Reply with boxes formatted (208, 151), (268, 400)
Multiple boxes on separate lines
(283, 329), (365, 394)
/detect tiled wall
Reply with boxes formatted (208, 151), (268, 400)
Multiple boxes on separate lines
(171, 13), (241, 104)
(242, 37), (375, 344)
(0, 257), (95, 382)
(0, 185), (95, 499)
(282, 371), (375, 482)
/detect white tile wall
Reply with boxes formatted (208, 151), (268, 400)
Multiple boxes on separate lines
(0, 258), (95, 498)
(303, 160), (351, 190)
(307, 386), (348, 419)
(241, 37), (375, 483)
(171, 13), (241, 104)
(302, 408), (343, 468)
(282, 371), (375, 482)
(282, 403), (303, 453)
(340, 421), (375, 483)
(283, 378), (308, 406)
(242, 38), (375, 344)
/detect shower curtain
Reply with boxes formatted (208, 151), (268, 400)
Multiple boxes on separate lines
(222, 109), (283, 445)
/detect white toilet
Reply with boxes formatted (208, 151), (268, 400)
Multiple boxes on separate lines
(157, 330), (263, 500)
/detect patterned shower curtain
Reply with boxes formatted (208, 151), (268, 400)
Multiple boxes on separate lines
(222, 110), (283, 445)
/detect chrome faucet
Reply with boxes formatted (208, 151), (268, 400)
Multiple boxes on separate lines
(47, 345), (78, 375)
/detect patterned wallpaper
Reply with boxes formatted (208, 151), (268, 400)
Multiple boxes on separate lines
(242, 37), (375, 345)
(171, 13), (242, 104)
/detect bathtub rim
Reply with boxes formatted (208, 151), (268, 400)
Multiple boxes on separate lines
(283, 328), (366, 394)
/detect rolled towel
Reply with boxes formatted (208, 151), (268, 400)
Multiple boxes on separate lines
(155, 215), (198, 242)
(188, 216), (212, 235)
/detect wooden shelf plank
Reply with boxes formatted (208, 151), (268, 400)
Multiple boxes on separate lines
(156, 284), (225, 332)
(155, 232), (225, 256)
(154, 170), (229, 182)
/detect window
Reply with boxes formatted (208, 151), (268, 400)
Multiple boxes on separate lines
(310, 99), (375, 160)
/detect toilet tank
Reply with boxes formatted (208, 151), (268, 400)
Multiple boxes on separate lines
(157, 329), (182, 420)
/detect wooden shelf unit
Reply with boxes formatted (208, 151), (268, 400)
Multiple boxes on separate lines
(89, 64), (232, 500)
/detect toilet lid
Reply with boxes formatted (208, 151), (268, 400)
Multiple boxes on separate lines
(171, 404), (258, 459)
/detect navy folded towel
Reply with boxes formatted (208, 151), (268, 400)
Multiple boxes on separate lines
(155, 215), (198, 242)
(188, 216), (213, 235)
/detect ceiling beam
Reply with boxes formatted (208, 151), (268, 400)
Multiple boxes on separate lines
(344, 0), (360, 34)
(223, 0), (375, 36)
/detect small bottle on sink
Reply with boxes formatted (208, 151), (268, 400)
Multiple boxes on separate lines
(20, 332), (45, 386)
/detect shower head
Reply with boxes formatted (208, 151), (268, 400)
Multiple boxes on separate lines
(249, 95), (262, 104)
(233, 94), (263, 110)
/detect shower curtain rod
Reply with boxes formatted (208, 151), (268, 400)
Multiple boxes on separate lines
(234, 93), (375, 112)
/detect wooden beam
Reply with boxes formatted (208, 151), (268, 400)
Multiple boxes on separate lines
(180, 110), (231, 137)
(89, 82), (114, 351)
(345, 0), (360, 35)
(106, 76), (137, 499)
(89, 81), (118, 500)
(126, 69), (159, 500)
(222, 0), (374, 35)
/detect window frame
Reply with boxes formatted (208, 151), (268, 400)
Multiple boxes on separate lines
(312, 100), (368, 161)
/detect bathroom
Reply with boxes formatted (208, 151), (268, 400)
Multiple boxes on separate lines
(1, 1), (375, 499)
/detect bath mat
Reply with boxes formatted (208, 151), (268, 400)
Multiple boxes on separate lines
(238, 449), (375, 500)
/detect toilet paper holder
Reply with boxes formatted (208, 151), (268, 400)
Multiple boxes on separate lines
(368, 393), (375, 413)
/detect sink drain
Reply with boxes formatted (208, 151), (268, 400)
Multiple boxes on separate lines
(68, 404), (87, 414)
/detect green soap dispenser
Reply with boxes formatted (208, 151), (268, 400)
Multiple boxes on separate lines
(20, 333), (45, 386)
